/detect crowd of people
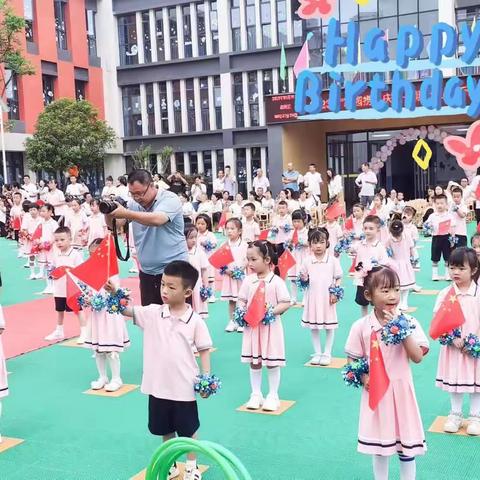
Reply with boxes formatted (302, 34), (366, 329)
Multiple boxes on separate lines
(1, 164), (480, 480)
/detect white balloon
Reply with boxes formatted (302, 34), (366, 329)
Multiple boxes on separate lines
(386, 140), (392, 146)
(381, 153), (388, 160)
(381, 145), (388, 152)
(414, 129), (420, 136)
(420, 126), (427, 132)
(376, 151), (382, 158)
(379, 162), (385, 168)
(399, 138), (406, 145)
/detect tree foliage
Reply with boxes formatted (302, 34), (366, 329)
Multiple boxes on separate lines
(131, 143), (152, 170)
(25, 98), (116, 172)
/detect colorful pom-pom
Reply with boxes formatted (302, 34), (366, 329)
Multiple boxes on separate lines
(334, 237), (352, 256)
(410, 256), (420, 269)
(449, 235), (458, 246)
(295, 275), (309, 290)
(464, 334), (480, 358)
(342, 357), (369, 388)
(201, 239), (216, 252)
(233, 306), (247, 327)
(386, 247), (393, 258)
(200, 286), (213, 302)
(269, 227), (279, 238)
(438, 328), (462, 346)
(381, 314), (416, 345)
(219, 265), (228, 275)
(194, 374), (222, 397)
(262, 304), (276, 326)
(283, 224), (293, 233)
(231, 266), (245, 281)
(328, 285), (344, 301)
(422, 222), (433, 236)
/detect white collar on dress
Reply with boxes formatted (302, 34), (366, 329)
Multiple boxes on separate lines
(161, 304), (194, 323)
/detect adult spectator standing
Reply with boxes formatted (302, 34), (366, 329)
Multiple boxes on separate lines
(38, 179), (49, 202)
(45, 179), (67, 220)
(282, 163), (299, 192)
(107, 169), (188, 306)
(22, 175), (38, 202)
(101, 176), (117, 197)
(153, 174), (170, 190)
(115, 176), (130, 202)
(252, 169), (270, 197)
(223, 165), (237, 199)
(303, 164), (323, 201)
(355, 162), (377, 207)
(167, 172), (188, 195)
(213, 170), (225, 195)
(326, 168), (344, 204)
(190, 176), (207, 211)
(65, 175), (86, 198)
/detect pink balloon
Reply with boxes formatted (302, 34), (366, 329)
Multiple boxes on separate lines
(420, 126), (427, 132)
(427, 125), (435, 133)
(381, 145), (388, 152)
(379, 162), (384, 168)
(399, 138), (406, 145)
(386, 140), (392, 146)
(376, 151), (382, 158)
(381, 153), (388, 160)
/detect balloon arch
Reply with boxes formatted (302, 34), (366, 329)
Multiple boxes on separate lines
(369, 125), (450, 175)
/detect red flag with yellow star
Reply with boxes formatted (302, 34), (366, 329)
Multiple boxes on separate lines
(369, 330), (390, 411)
(208, 242), (235, 269)
(291, 228), (299, 246)
(429, 287), (466, 340)
(244, 280), (267, 328)
(344, 215), (354, 231)
(325, 201), (345, 221)
(278, 248), (296, 279)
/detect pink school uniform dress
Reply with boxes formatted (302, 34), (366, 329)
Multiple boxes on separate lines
(374, 206), (390, 245)
(287, 227), (309, 280)
(66, 211), (89, 248)
(435, 282), (480, 393)
(197, 230), (217, 283)
(187, 246), (209, 318)
(345, 311), (429, 457)
(84, 275), (130, 352)
(37, 218), (58, 266)
(87, 213), (107, 245)
(21, 214), (41, 255)
(301, 253), (343, 330)
(220, 239), (248, 301)
(0, 305), (8, 400)
(242, 219), (260, 243)
(385, 233), (415, 290)
(352, 240), (389, 288)
(270, 215), (293, 245)
(325, 222), (343, 255)
(238, 272), (291, 367)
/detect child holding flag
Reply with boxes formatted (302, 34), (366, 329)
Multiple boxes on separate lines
(236, 241), (291, 412)
(345, 266), (428, 480)
(431, 247), (480, 435)
(37, 203), (59, 294)
(196, 214), (217, 303)
(21, 202), (42, 280)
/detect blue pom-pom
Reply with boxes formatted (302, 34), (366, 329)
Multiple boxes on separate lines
(422, 222), (433, 236)
(386, 247), (393, 258)
(261, 304), (276, 325)
(194, 373), (222, 397)
(328, 285), (344, 301)
(219, 265), (228, 275)
(449, 235), (459, 246)
(452, 205), (459, 212)
(381, 314), (416, 345)
(410, 256), (420, 269)
(464, 334), (480, 358)
(201, 239), (216, 252)
(295, 275), (309, 290)
(438, 328), (462, 346)
(334, 236), (352, 256)
(231, 266), (245, 281)
(270, 227), (279, 238)
(342, 357), (369, 388)
(283, 224), (293, 233)
(200, 286), (213, 302)
(233, 306), (247, 327)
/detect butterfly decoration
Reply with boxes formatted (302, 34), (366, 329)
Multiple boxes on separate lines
(443, 120), (480, 172)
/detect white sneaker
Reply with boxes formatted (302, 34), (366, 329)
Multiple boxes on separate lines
(28, 272), (37, 280)
(310, 354), (322, 365)
(444, 412), (463, 433)
(432, 273), (442, 281)
(129, 267), (139, 273)
(245, 393), (264, 410)
(77, 329), (87, 344)
(105, 379), (123, 392)
(236, 326), (244, 333)
(183, 466), (202, 480)
(34, 273), (45, 279)
(319, 354), (332, 366)
(167, 463), (180, 480)
(262, 393), (280, 412)
(44, 329), (65, 341)
(41, 285), (54, 295)
(90, 377), (108, 390)
(467, 416), (480, 436)
(23, 262), (29, 268)
(208, 295), (216, 303)
(412, 284), (422, 293)
(225, 321), (237, 332)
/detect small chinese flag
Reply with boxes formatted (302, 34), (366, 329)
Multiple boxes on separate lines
(70, 234), (119, 291)
(438, 219), (451, 236)
(259, 229), (270, 241)
(369, 330), (390, 411)
(291, 228), (299, 246)
(208, 242), (234, 269)
(277, 248), (296, 279)
(344, 216), (354, 231)
(325, 201), (345, 221)
(218, 211), (228, 228)
(31, 224), (42, 242)
(369, 208), (377, 216)
(244, 280), (267, 328)
(66, 272), (82, 313)
(12, 217), (21, 230)
(349, 254), (358, 273)
(50, 266), (68, 280)
(429, 287), (466, 340)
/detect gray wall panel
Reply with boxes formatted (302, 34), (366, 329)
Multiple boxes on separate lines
(113, 0), (191, 15)
(228, 46), (300, 73)
(267, 125), (284, 194)
(232, 128), (268, 147)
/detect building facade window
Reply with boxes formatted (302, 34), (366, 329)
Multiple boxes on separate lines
(122, 86), (142, 137)
(142, 11), (152, 63)
(183, 5), (193, 58)
(246, 0), (256, 50)
(159, 81), (169, 132)
(75, 79), (86, 101)
(118, 14), (138, 66)
(214, 75), (222, 129)
(54, 0), (68, 50)
(155, 10), (165, 61)
(189, 152), (198, 174)
(186, 79), (196, 131)
(86, 9), (97, 57)
(172, 80), (182, 132)
(456, 5), (480, 76)
(175, 152), (184, 173)
(231, 0), (241, 52)
(200, 77), (210, 130)
(24, 0), (34, 42)
(42, 74), (55, 106)
(210, 1), (219, 54)
(6, 71), (19, 120)
(277, 0), (287, 45)
(216, 149), (224, 173)
(233, 73), (244, 127)
(169, 7), (179, 60)
(251, 147), (262, 178)
(236, 149), (247, 195)
(263, 70), (273, 95)
(261, 0), (271, 48)
(203, 151), (213, 191)
(248, 72), (259, 127)
(146, 83), (155, 135)
(197, 3), (207, 56)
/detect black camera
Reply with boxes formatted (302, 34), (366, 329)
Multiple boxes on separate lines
(99, 196), (127, 214)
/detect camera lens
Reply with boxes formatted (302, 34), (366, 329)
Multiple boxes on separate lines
(99, 200), (117, 214)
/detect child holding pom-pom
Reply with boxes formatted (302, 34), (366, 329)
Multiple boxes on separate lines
(287, 209), (309, 305)
(195, 214), (217, 303)
(345, 266), (428, 480)
(236, 241), (291, 412)
(432, 247), (480, 436)
(300, 227), (343, 366)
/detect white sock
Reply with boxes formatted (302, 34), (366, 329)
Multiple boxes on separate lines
(372, 455), (389, 480)
(249, 368), (262, 396)
(432, 265), (438, 276)
(444, 264), (450, 278)
(470, 393), (480, 416)
(107, 352), (122, 382)
(267, 367), (281, 398)
(56, 325), (64, 334)
(311, 330), (322, 355)
(400, 290), (409, 308)
(290, 282), (297, 302)
(186, 459), (197, 469)
(399, 457), (416, 480)
(324, 330), (335, 356)
(450, 392), (464, 414)
(95, 352), (107, 380)
(37, 265), (45, 278)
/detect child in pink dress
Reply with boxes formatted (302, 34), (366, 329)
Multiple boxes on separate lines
(87, 200), (107, 246)
(196, 214), (217, 303)
(300, 228), (343, 366)
(433, 247), (480, 435)
(221, 218), (248, 332)
(65, 199), (88, 250)
(370, 194), (390, 245)
(10, 192), (23, 246)
(351, 203), (366, 242)
(324, 217), (343, 255)
(345, 266), (429, 480)
(185, 225), (209, 319)
(21, 203), (42, 280)
(241, 203), (260, 243)
(37, 204), (59, 294)
(287, 209), (309, 305)
(385, 220), (416, 311)
(0, 297), (8, 443)
(237, 241), (291, 412)
(83, 239), (130, 392)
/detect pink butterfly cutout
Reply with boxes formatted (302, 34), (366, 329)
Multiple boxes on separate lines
(297, 0), (335, 19)
(444, 120), (480, 172)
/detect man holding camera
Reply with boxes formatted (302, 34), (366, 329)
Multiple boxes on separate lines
(105, 169), (187, 306)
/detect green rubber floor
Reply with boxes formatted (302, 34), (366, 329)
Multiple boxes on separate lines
(1, 233), (479, 479)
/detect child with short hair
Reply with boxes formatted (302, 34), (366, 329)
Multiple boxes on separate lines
(10, 192), (23, 245)
(87, 200), (107, 246)
(351, 203), (366, 239)
(65, 198), (88, 250)
(287, 209), (309, 305)
(229, 193), (244, 218)
(113, 260), (213, 480)
(44, 227), (87, 343)
(195, 214), (217, 303)
(450, 187), (468, 248)
(471, 233), (480, 262)
(270, 201), (293, 252)
(241, 203), (260, 243)
(21, 203), (42, 280)
(325, 216), (343, 255)
(370, 194), (389, 244)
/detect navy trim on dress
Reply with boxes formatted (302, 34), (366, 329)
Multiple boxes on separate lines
(358, 439), (426, 450)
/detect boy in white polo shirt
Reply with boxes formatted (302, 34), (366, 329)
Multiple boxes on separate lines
(114, 260), (213, 480)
